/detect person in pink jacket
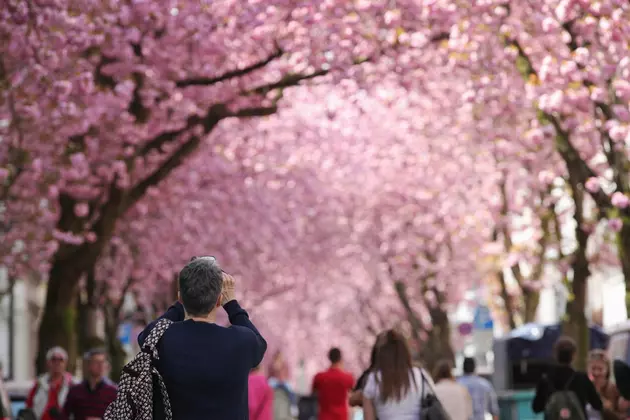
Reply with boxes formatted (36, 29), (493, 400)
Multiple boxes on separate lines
(249, 365), (273, 420)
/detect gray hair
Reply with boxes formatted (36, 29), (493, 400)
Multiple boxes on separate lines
(179, 257), (223, 316)
(46, 346), (68, 361)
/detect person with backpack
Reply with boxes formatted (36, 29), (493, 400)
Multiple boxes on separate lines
(106, 256), (267, 420)
(532, 336), (603, 420)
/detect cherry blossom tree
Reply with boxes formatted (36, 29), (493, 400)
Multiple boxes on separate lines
(1, 0), (454, 369)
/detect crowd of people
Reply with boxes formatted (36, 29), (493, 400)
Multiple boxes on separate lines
(5, 256), (630, 420)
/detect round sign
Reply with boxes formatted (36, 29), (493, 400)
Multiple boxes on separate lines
(458, 322), (473, 336)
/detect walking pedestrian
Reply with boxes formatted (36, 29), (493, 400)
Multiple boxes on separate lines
(532, 336), (602, 419)
(25, 347), (75, 420)
(312, 347), (354, 420)
(362, 330), (434, 420)
(63, 348), (117, 420)
(458, 357), (499, 420)
(433, 359), (472, 420)
(137, 256), (267, 419)
(268, 354), (296, 420)
(249, 365), (273, 420)
(350, 340), (378, 408)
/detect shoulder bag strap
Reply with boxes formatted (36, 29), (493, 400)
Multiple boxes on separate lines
(419, 369), (436, 395)
(142, 318), (173, 360)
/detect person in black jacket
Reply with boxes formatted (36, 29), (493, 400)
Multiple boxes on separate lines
(137, 256), (267, 420)
(349, 339), (379, 407)
(532, 336), (603, 417)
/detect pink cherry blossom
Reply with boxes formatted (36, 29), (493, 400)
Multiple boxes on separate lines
(585, 178), (601, 193)
(609, 218), (623, 233)
(612, 192), (630, 209)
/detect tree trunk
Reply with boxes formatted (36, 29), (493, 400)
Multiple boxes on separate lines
(423, 300), (454, 374)
(78, 270), (105, 357)
(171, 274), (178, 302)
(36, 259), (82, 374)
(617, 223), (630, 316)
(104, 304), (126, 383)
(569, 257), (589, 371)
(492, 227), (518, 329)
(498, 270), (518, 329)
(37, 192), (123, 374)
(393, 281), (425, 355)
(563, 170), (591, 371)
(522, 289), (540, 324)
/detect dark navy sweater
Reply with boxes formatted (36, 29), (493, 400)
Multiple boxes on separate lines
(138, 300), (267, 420)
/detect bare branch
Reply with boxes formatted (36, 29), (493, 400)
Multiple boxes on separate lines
(245, 68), (330, 97)
(175, 47), (284, 88)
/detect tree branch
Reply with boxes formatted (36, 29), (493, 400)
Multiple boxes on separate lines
(393, 280), (426, 343)
(126, 135), (203, 212)
(504, 33), (612, 211)
(126, 102), (278, 211)
(135, 114), (204, 158)
(245, 68), (330, 97)
(175, 47), (284, 88)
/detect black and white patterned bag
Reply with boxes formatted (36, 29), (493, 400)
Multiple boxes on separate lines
(104, 319), (173, 420)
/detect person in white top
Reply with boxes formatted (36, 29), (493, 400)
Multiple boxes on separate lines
(433, 359), (473, 420)
(362, 329), (435, 420)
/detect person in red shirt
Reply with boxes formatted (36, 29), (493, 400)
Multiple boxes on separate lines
(25, 347), (75, 420)
(312, 347), (354, 420)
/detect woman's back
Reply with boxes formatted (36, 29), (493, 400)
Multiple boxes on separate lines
(363, 367), (432, 420)
(434, 380), (473, 420)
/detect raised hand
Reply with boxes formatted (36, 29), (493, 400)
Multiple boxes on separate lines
(221, 272), (236, 305)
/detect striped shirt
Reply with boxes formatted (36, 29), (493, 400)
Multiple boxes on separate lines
(63, 379), (117, 420)
(457, 375), (499, 420)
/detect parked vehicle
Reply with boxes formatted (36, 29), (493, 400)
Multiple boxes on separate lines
(0, 375), (10, 420)
(3, 381), (31, 420)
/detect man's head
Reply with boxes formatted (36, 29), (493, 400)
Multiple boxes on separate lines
(328, 347), (342, 365)
(179, 256), (223, 317)
(463, 357), (476, 375)
(554, 336), (577, 365)
(46, 347), (68, 375)
(84, 348), (109, 380)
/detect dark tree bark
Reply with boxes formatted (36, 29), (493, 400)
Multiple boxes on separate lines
(104, 303), (126, 383)
(36, 191), (122, 374)
(393, 280), (426, 355)
(562, 161), (591, 370)
(422, 289), (454, 374)
(495, 177), (550, 328)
